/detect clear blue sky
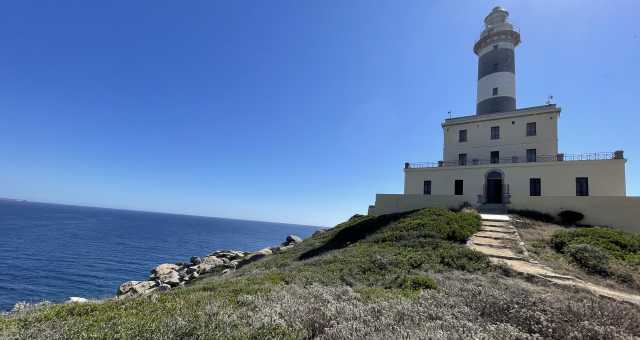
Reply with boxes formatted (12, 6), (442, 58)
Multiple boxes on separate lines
(0, 0), (638, 227)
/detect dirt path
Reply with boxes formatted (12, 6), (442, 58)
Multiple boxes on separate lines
(467, 214), (640, 305)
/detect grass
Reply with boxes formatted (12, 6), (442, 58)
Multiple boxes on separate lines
(2, 208), (640, 339)
(549, 226), (640, 287)
(515, 215), (640, 292)
(551, 227), (640, 265)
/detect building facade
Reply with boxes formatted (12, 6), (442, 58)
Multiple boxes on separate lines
(368, 7), (638, 232)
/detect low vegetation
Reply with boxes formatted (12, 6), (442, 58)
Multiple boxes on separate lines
(564, 243), (611, 275)
(2, 208), (640, 339)
(551, 227), (640, 265)
(515, 213), (640, 292)
(548, 226), (640, 287)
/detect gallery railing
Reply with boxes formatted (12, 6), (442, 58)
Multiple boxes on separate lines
(405, 151), (624, 169)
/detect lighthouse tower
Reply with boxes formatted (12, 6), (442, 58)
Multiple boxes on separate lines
(474, 7), (521, 115)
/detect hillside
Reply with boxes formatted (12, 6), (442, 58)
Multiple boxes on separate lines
(2, 208), (639, 339)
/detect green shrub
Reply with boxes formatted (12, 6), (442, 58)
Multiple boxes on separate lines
(565, 244), (610, 275)
(558, 210), (584, 225)
(437, 245), (491, 272)
(401, 275), (438, 291)
(550, 227), (640, 264)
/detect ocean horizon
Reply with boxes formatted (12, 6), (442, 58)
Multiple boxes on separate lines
(0, 200), (319, 311)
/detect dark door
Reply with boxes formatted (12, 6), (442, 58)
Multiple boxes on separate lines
(486, 179), (503, 203)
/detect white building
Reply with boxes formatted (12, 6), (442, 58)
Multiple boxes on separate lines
(368, 7), (639, 232)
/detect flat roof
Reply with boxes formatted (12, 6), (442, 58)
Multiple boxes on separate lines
(442, 104), (561, 127)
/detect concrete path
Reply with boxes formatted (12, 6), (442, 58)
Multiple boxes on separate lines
(467, 213), (640, 306)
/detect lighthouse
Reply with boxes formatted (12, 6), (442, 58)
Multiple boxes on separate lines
(474, 7), (521, 115)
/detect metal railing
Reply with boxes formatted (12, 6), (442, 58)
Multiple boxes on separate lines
(405, 151), (623, 169)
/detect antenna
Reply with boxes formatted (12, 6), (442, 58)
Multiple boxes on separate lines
(448, 110), (452, 119)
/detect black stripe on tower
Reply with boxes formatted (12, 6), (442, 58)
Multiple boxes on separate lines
(478, 48), (515, 80)
(477, 96), (516, 115)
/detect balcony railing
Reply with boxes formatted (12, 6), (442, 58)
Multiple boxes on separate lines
(405, 151), (624, 169)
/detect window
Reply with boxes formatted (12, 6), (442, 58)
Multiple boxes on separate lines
(423, 180), (431, 195)
(526, 122), (537, 136)
(458, 129), (467, 142)
(527, 149), (537, 162)
(458, 153), (467, 166)
(530, 178), (541, 196)
(491, 126), (500, 140)
(490, 151), (500, 164)
(492, 87), (498, 96)
(454, 180), (464, 195)
(576, 177), (589, 196)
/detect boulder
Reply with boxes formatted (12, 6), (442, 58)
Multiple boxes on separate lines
(151, 263), (180, 277)
(118, 280), (157, 296)
(158, 284), (171, 292)
(285, 235), (302, 244)
(193, 256), (225, 274)
(67, 297), (88, 304)
(190, 256), (202, 265)
(150, 263), (182, 286)
(155, 270), (181, 286)
(209, 250), (247, 260)
(118, 281), (141, 295)
(239, 249), (271, 266)
(201, 256), (224, 267)
(276, 244), (295, 253)
(132, 281), (157, 294)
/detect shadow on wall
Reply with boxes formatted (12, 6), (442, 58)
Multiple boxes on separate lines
(298, 211), (413, 261)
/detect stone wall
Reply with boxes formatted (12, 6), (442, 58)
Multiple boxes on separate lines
(368, 194), (469, 216)
(509, 196), (640, 233)
(368, 194), (640, 233)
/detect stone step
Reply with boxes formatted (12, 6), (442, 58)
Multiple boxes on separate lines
(474, 231), (518, 240)
(468, 243), (526, 261)
(480, 226), (516, 233)
(470, 235), (513, 244)
(468, 237), (513, 249)
(479, 214), (511, 222)
(481, 221), (511, 227)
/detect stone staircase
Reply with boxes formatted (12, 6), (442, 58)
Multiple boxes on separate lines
(467, 213), (640, 305)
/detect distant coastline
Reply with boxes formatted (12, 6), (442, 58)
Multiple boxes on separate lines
(0, 198), (27, 203)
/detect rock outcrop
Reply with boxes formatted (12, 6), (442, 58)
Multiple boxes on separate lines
(116, 234), (304, 298)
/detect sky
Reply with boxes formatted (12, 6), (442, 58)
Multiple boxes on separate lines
(0, 0), (638, 227)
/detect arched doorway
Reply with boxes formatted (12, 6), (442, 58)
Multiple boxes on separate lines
(486, 170), (503, 204)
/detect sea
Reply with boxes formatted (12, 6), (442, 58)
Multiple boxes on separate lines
(0, 201), (319, 311)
